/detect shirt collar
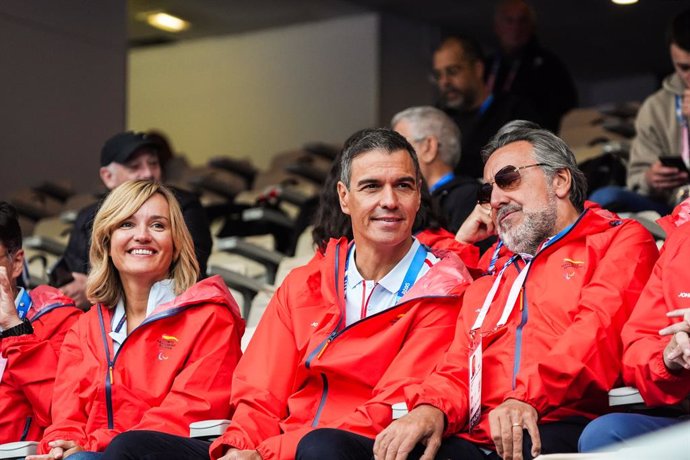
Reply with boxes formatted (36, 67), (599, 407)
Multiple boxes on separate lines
(430, 172), (455, 193)
(110, 279), (176, 344)
(347, 238), (421, 294)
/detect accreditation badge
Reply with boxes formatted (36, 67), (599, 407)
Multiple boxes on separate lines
(0, 356), (7, 384)
(468, 332), (482, 431)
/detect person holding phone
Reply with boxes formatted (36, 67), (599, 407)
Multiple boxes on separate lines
(29, 180), (244, 460)
(590, 9), (690, 214)
(0, 201), (82, 444)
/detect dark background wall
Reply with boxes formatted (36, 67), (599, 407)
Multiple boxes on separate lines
(0, 0), (126, 199)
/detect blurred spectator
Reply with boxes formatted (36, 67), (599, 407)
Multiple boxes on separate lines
(487, 0), (578, 133)
(590, 9), (690, 215)
(60, 132), (212, 307)
(0, 201), (81, 443)
(432, 35), (540, 178)
(392, 106), (479, 233)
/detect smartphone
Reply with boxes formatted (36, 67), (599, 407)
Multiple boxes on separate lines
(659, 156), (689, 173)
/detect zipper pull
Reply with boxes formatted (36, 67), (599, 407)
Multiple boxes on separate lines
(109, 364), (114, 383)
(316, 331), (337, 360)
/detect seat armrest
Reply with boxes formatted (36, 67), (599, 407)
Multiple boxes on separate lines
(0, 441), (38, 459)
(241, 207), (294, 229)
(207, 265), (266, 317)
(609, 386), (644, 406)
(190, 419), (231, 439)
(23, 235), (67, 256)
(215, 237), (284, 284)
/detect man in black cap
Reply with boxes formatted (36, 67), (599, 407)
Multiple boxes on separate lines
(60, 131), (212, 307)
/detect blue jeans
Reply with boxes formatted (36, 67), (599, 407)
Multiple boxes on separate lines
(66, 453), (103, 460)
(578, 413), (683, 452)
(589, 186), (672, 215)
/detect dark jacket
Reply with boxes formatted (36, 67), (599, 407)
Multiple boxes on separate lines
(445, 94), (541, 178)
(431, 175), (480, 233)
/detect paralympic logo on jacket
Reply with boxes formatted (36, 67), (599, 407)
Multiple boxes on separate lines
(157, 334), (179, 361)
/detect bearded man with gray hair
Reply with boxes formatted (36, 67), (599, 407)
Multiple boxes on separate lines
(372, 120), (659, 460)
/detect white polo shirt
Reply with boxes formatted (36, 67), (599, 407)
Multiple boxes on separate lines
(344, 238), (438, 326)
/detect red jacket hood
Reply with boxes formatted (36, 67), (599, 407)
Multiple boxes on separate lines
(27, 285), (76, 319)
(151, 275), (242, 319)
(657, 197), (690, 237)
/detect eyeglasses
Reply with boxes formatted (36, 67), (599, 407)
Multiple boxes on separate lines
(477, 163), (548, 204)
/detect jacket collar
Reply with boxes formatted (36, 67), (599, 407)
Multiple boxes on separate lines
(26, 285), (76, 319)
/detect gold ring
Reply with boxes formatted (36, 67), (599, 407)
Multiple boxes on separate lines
(512, 423), (522, 428)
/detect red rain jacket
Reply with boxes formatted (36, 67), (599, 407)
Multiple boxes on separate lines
(0, 286), (80, 443)
(210, 237), (473, 459)
(39, 275), (244, 453)
(621, 198), (690, 405)
(406, 206), (658, 448)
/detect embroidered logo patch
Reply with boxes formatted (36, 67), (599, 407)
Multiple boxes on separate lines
(561, 258), (584, 280)
(157, 334), (179, 360)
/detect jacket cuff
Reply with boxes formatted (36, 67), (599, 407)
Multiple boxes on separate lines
(209, 434), (253, 460)
(652, 352), (690, 382)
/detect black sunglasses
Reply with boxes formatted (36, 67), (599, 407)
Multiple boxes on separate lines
(477, 163), (548, 204)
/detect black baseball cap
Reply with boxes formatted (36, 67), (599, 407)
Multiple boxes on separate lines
(100, 131), (159, 167)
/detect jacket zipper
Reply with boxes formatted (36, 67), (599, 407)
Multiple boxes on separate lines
(510, 210), (586, 388)
(311, 374), (329, 426)
(96, 302), (202, 430)
(19, 416), (32, 441)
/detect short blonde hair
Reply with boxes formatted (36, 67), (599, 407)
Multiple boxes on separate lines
(86, 180), (199, 306)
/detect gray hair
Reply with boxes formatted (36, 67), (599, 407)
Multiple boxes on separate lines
(481, 120), (587, 211)
(391, 106), (462, 169)
(339, 128), (421, 187)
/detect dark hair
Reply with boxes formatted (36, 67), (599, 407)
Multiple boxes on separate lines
(339, 128), (421, 187)
(669, 8), (690, 51)
(312, 144), (442, 253)
(481, 120), (588, 212)
(0, 202), (22, 254)
(436, 35), (485, 64)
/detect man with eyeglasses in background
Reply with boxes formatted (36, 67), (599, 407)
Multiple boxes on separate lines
(432, 36), (540, 179)
(371, 121), (658, 460)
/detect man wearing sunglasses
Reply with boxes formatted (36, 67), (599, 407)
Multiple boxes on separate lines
(373, 120), (659, 460)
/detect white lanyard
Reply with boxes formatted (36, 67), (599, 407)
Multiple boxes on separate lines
(471, 255), (529, 331)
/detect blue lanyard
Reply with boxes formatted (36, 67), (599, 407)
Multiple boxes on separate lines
(113, 313), (127, 333)
(16, 288), (32, 320)
(394, 244), (428, 303)
(430, 172), (455, 193)
(676, 95), (688, 127)
(478, 94), (495, 116)
(345, 241), (428, 306)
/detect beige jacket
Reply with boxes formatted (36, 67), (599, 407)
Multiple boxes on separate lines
(627, 73), (688, 204)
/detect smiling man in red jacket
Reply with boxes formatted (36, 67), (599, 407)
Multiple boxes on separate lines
(372, 120), (659, 460)
(0, 201), (81, 444)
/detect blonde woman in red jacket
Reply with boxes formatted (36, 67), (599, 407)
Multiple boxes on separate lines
(29, 180), (244, 460)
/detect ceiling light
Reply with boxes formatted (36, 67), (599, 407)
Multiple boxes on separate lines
(611, 0), (638, 5)
(146, 12), (190, 33)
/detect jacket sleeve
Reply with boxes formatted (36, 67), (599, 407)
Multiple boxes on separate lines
(209, 284), (300, 459)
(253, 294), (466, 460)
(38, 321), (91, 453)
(621, 228), (690, 405)
(403, 312), (474, 436)
(627, 98), (667, 197)
(503, 222), (658, 416)
(128, 307), (242, 435)
(0, 307), (82, 429)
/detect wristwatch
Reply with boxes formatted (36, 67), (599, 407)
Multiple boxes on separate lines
(0, 318), (34, 338)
